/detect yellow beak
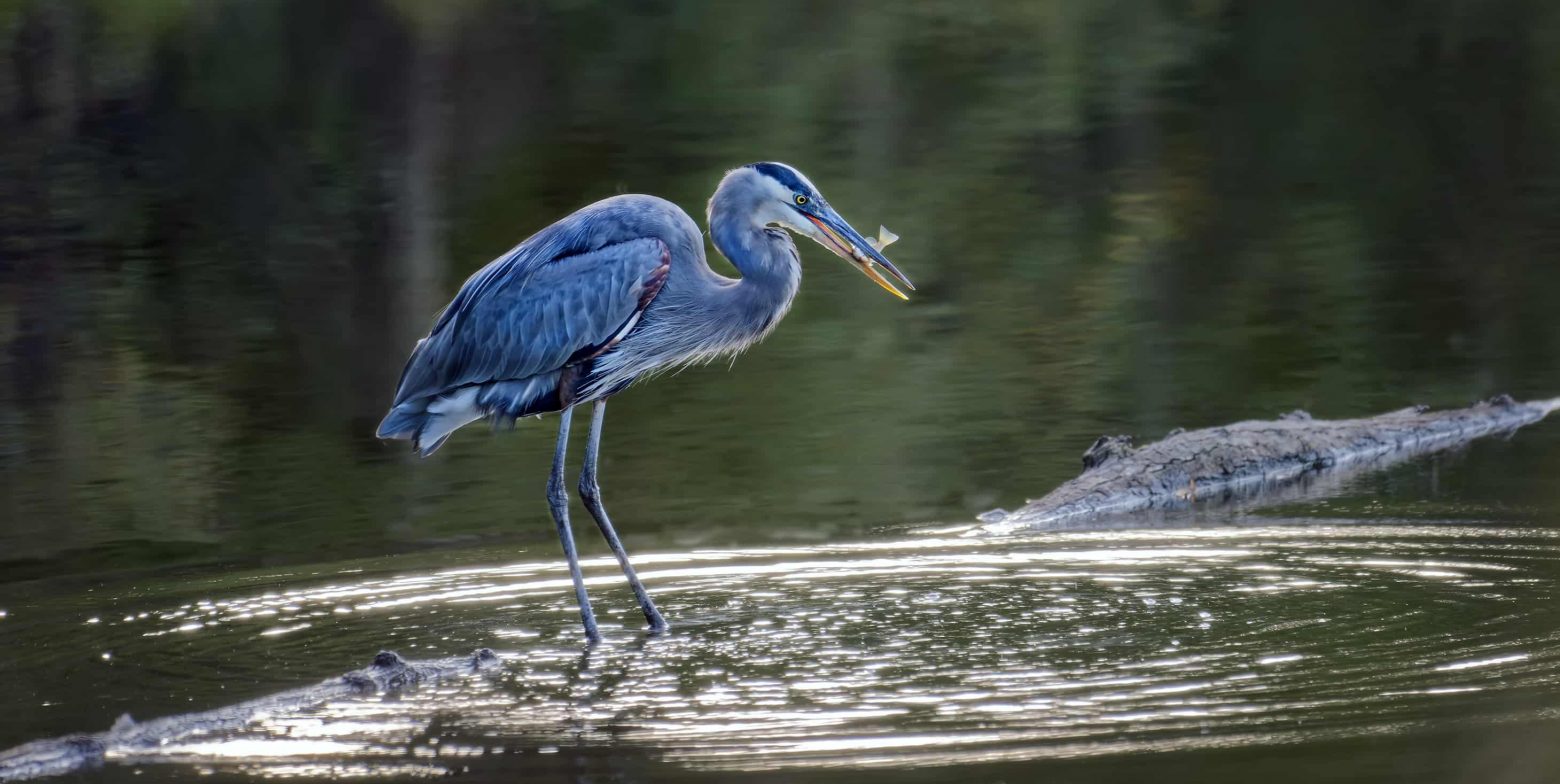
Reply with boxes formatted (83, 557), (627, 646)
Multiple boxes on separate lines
(804, 214), (912, 301)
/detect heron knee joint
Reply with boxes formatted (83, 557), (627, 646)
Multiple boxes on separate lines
(546, 476), (570, 507)
(577, 475), (601, 503)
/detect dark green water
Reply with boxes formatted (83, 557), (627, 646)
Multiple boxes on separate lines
(3, 2), (1560, 781)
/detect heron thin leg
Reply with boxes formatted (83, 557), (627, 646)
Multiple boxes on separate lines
(578, 400), (669, 634)
(547, 406), (599, 643)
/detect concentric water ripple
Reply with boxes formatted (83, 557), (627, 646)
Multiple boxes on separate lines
(4, 521), (1560, 777)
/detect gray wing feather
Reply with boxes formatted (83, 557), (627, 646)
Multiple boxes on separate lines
(390, 237), (670, 408)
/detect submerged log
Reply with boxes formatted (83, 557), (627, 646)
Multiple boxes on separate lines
(0, 649), (500, 782)
(6, 398), (1558, 780)
(976, 395), (1560, 535)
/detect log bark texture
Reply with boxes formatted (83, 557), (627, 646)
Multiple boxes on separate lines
(976, 395), (1560, 535)
(0, 650), (499, 782)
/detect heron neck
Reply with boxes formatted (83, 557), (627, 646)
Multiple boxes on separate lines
(704, 195), (802, 333)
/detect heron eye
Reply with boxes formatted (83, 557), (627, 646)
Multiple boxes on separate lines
(794, 194), (809, 206)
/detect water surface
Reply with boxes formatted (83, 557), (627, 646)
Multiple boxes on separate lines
(8, 501), (1560, 781)
(4, 1), (1560, 781)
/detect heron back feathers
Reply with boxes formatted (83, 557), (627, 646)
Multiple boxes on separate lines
(379, 198), (689, 455)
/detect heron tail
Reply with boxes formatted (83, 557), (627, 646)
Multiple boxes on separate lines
(376, 388), (482, 457)
(377, 376), (560, 457)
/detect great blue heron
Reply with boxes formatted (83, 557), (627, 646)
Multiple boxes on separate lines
(377, 162), (913, 642)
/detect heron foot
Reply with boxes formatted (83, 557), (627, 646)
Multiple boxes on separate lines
(644, 607), (670, 635)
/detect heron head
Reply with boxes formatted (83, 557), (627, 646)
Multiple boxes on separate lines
(732, 162), (915, 300)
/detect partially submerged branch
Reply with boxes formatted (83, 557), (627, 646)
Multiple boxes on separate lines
(976, 395), (1560, 535)
(0, 649), (500, 782)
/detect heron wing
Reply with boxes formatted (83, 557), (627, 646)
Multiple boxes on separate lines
(389, 237), (671, 408)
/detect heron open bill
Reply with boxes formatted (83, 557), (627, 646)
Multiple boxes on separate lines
(377, 163), (913, 643)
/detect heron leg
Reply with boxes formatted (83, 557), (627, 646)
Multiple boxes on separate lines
(548, 406), (600, 643)
(578, 399), (669, 634)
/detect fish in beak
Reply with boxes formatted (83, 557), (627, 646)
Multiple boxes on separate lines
(802, 210), (915, 301)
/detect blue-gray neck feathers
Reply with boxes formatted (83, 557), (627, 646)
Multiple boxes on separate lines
(705, 168), (802, 325)
(580, 171), (801, 398)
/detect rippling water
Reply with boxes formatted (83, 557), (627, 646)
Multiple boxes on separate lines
(7, 519), (1560, 780)
(5, 2), (1560, 781)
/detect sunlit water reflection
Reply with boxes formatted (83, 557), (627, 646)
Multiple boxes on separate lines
(5, 521), (1560, 778)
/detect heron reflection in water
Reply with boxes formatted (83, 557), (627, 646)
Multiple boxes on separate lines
(378, 163), (914, 642)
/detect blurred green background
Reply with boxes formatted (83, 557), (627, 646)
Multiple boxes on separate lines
(3, 0), (1560, 579)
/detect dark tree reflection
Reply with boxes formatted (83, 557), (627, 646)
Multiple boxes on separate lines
(1, 0), (1558, 574)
